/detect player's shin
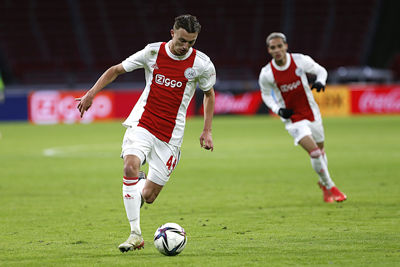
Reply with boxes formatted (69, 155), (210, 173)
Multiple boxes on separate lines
(309, 149), (335, 189)
(321, 148), (328, 166)
(122, 176), (142, 235)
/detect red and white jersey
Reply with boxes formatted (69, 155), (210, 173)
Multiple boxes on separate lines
(122, 41), (216, 147)
(258, 53), (327, 124)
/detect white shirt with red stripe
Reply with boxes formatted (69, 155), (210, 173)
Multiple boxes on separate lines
(121, 41), (216, 147)
(258, 53), (327, 124)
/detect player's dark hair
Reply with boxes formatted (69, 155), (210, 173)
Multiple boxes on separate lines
(173, 14), (201, 33)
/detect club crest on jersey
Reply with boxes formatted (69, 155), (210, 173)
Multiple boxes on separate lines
(295, 68), (304, 77)
(184, 68), (196, 80)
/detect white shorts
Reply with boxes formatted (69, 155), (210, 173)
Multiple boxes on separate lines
(121, 126), (181, 186)
(285, 119), (325, 146)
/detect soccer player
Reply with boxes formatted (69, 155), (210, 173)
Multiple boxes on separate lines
(258, 32), (346, 203)
(76, 14), (216, 252)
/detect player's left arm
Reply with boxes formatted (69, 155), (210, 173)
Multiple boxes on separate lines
(301, 54), (328, 92)
(197, 57), (216, 151)
(200, 88), (215, 151)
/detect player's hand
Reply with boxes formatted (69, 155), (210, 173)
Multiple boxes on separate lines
(311, 81), (325, 92)
(199, 130), (213, 151)
(75, 91), (94, 118)
(278, 108), (293, 119)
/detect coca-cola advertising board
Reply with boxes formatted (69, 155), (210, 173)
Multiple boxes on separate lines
(351, 85), (400, 114)
(200, 91), (263, 115)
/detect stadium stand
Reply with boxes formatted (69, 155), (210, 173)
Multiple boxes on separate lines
(0, 0), (393, 86)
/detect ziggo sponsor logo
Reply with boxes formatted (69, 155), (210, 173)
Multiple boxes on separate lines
(280, 80), (301, 93)
(154, 74), (183, 88)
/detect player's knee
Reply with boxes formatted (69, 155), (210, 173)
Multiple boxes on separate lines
(123, 163), (140, 177)
(309, 148), (322, 158)
(123, 155), (141, 177)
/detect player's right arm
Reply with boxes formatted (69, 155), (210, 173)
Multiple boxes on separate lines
(259, 65), (293, 119)
(76, 64), (126, 117)
(258, 66), (281, 114)
(76, 44), (150, 118)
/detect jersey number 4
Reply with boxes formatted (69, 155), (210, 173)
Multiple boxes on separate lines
(166, 155), (177, 171)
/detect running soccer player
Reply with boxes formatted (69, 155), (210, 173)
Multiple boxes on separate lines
(258, 32), (346, 203)
(76, 14), (215, 252)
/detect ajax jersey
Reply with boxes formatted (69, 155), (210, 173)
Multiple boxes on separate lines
(258, 53), (327, 124)
(270, 54), (314, 122)
(121, 41), (216, 147)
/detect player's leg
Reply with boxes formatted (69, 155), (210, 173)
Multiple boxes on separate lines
(123, 155), (144, 231)
(298, 135), (334, 203)
(119, 127), (152, 252)
(144, 137), (180, 203)
(123, 154), (147, 199)
(142, 179), (163, 204)
(298, 135), (334, 189)
(316, 142), (328, 166)
(287, 121), (333, 189)
(287, 121), (335, 202)
(311, 122), (346, 202)
(119, 154), (145, 252)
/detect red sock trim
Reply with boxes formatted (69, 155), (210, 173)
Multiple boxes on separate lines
(123, 182), (138, 186)
(123, 176), (138, 180)
(123, 176), (138, 186)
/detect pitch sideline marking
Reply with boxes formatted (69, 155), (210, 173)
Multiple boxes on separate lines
(42, 143), (120, 158)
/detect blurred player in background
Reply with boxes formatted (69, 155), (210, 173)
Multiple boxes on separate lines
(76, 14), (216, 252)
(258, 32), (346, 203)
(0, 72), (5, 103)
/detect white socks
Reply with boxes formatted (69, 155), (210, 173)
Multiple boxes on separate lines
(123, 176), (142, 235)
(310, 149), (335, 189)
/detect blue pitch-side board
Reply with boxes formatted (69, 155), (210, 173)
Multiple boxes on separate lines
(0, 91), (28, 121)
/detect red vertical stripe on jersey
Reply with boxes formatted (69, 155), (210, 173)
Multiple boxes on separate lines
(138, 43), (196, 142)
(270, 54), (314, 122)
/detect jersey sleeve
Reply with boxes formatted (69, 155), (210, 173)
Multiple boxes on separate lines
(197, 60), (216, 91)
(121, 45), (148, 72)
(258, 67), (280, 114)
(298, 54), (328, 85)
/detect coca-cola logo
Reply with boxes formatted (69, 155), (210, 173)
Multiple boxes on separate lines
(358, 90), (400, 113)
(213, 92), (261, 114)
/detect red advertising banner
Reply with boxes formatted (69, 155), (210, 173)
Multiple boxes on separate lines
(29, 90), (114, 124)
(210, 91), (263, 115)
(28, 89), (195, 124)
(29, 86), (400, 124)
(350, 85), (400, 114)
(113, 90), (142, 119)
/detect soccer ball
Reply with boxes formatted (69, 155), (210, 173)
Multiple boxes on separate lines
(154, 223), (187, 256)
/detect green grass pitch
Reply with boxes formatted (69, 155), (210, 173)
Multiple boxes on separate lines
(0, 115), (399, 266)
